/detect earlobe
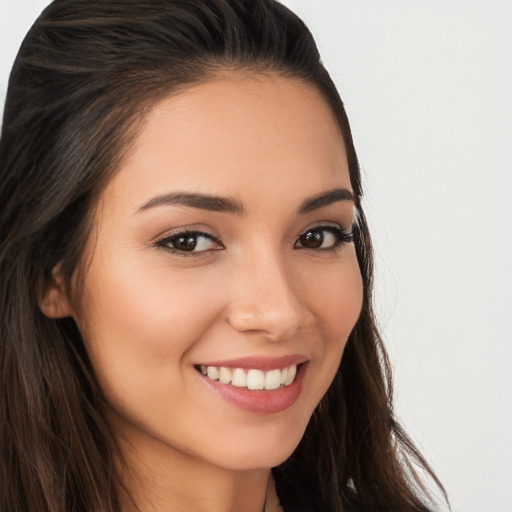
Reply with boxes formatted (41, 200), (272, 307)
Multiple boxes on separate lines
(38, 265), (74, 319)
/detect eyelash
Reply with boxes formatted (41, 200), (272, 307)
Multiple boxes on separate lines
(294, 224), (353, 251)
(155, 230), (223, 256)
(155, 224), (354, 257)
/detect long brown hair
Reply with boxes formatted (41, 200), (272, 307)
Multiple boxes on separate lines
(0, 1), (448, 510)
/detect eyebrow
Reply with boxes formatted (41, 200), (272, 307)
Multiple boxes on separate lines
(137, 192), (245, 214)
(298, 187), (355, 214)
(136, 187), (355, 215)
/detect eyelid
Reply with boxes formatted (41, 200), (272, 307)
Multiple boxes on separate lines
(300, 221), (353, 236)
(153, 224), (218, 243)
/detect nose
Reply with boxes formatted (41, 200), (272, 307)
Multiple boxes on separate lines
(225, 250), (313, 342)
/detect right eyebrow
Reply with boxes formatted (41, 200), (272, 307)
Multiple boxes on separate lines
(136, 191), (245, 215)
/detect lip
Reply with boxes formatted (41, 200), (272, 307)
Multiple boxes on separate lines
(196, 354), (308, 371)
(197, 361), (308, 414)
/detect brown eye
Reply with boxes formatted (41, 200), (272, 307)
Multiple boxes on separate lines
(156, 231), (220, 254)
(294, 225), (352, 250)
(298, 229), (324, 249)
(173, 235), (199, 251)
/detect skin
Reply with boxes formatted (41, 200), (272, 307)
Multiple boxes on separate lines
(44, 75), (363, 512)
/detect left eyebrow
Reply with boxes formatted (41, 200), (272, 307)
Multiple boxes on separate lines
(298, 188), (355, 214)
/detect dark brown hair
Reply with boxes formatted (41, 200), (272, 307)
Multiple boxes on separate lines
(0, 1), (448, 511)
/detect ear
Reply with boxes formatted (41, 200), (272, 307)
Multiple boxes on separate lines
(38, 264), (74, 319)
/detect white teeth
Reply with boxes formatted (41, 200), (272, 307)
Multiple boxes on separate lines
(284, 364), (296, 386)
(200, 364), (299, 390)
(206, 366), (219, 380)
(231, 368), (247, 387)
(247, 369), (265, 390)
(218, 367), (232, 384)
(265, 369), (282, 390)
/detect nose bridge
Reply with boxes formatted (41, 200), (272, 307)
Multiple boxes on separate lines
(226, 242), (310, 341)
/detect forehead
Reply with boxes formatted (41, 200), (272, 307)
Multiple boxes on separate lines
(101, 75), (350, 214)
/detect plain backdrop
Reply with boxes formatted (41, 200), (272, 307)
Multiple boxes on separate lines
(1, 1), (511, 511)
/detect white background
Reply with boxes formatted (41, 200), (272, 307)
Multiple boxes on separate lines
(1, 1), (511, 511)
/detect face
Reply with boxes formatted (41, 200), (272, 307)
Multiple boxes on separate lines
(68, 76), (363, 472)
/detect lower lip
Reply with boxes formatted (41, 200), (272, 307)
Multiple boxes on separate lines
(199, 364), (307, 414)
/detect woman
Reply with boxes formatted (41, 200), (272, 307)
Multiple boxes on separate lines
(0, 1), (448, 511)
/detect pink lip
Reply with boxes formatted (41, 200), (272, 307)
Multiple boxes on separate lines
(197, 362), (308, 414)
(197, 354), (308, 371)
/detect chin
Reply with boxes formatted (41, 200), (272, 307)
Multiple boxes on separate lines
(205, 422), (308, 472)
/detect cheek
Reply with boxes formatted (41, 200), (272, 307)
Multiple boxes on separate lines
(305, 254), (363, 344)
(75, 256), (224, 394)
(91, 263), (221, 345)
(295, 251), (363, 403)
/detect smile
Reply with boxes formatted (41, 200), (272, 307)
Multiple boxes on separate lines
(194, 357), (308, 413)
(198, 364), (297, 390)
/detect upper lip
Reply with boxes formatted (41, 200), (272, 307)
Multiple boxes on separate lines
(196, 354), (308, 371)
